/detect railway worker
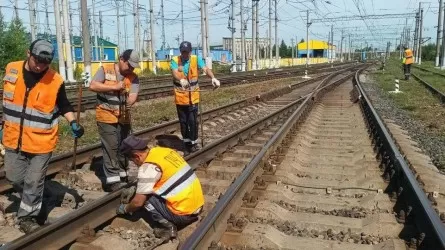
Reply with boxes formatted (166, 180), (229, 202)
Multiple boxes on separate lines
(116, 135), (204, 242)
(1, 39), (84, 233)
(403, 45), (414, 80)
(89, 49), (140, 192)
(170, 41), (220, 156)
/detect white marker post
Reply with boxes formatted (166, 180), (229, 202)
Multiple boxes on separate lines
(389, 79), (402, 94)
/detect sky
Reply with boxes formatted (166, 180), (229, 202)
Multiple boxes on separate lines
(0, 0), (440, 52)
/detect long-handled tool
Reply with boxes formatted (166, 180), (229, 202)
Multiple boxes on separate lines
(71, 72), (88, 171)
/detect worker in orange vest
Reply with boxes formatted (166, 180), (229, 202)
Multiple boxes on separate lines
(89, 49), (140, 192)
(1, 39), (84, 233)
(170, 41), (220, 156)
(403, 45), (414, 80)
(116, 135), (204, 242)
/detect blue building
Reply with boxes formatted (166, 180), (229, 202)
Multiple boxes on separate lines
(41, 34), (118, 62)
(156, 48), (232, 63)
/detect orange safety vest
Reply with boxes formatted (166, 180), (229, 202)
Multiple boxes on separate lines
(144, 146), (204, 215)
(404, 49), (414, 65)
(2, 61), (63, 153)
(95, 64), (136, 124)
(172, 55), (200, 105)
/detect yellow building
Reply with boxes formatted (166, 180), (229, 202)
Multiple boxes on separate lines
(297, 40), (336, 58)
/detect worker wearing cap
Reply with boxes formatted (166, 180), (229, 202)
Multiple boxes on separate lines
(403, 45), (413, 80)
(1, 39), (84, 233)
(89, 49), (140, 192)
(116, 135), (204, 242)
(170, 41), (220, 156)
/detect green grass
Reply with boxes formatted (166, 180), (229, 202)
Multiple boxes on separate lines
(372, 59), (445, 168)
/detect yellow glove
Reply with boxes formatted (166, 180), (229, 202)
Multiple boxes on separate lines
(402, 58), (406, 64)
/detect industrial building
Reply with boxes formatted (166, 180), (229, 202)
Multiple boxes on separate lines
(297, 40), (336, 59)
(222, 37), (269, 60)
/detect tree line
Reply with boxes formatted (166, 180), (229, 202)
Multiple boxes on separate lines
(0, 14), (29, 76)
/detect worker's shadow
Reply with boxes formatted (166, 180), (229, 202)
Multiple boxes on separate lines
(155, 134), (186, 152)
(3, 180), (85, 225)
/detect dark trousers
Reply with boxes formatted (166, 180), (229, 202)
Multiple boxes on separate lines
(176, 104), (199, 145)
(97, 122), (131, 184)
(144, 195), (199, 228)
(404, 63), (411, 79)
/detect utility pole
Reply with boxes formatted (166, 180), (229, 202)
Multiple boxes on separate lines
(62, 0), (75, 82)
(274, 0), (278, 67)
(205, 0), (210, 66)
(437, 0), (444, 66)
(240, 0), (246, 71)
(348, 34), (351, 61)
(149, 0), (156, 74)
(161, 0), (165, 49)
(92, 0), (100, 62)
(400, 32), (403, 59)
(413, 12), (419, 62)
(255, 0), (259, 69)
(134, 0), (140, 53)
(29, 0), (37, 40)
(69, 11), (76, 67)
(124, 0), (128, 48)
(291, 38), (294, 66)
(99, 11), (105, 61)
(200, 1), (207, 61)
(116, 0), (121, 55)
(418, 3), (423, 65)
(252, 0), (257, 70)
(54, 0), (66, 81)
(181, 0), (184, 41)
(14, 0), (19, 19)
(44, 0), (51, 38)
(306, 10), (310, 68)
(230, 0), (237, 72)
(340, 30), (344, 62)
(81, 0), (91, 85)
(330, 25), (334, 63)
(268, 0), (272, 68)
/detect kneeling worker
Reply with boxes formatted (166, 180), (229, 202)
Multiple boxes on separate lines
(116, 135), (204, 241)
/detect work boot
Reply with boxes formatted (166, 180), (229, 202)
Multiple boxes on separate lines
(154, 220), (177, 243)
(107, 182), (127, 192)
(19, 217), (40, 234)
(190, 144), (201, 153)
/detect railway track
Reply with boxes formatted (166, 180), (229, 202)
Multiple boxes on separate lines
(179, 68), (445, 250)
(0, 62), (353, 117)
(410, 67), (445, 104)
(0, 65), (362, 249)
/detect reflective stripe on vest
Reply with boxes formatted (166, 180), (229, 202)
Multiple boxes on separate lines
(143, 146), (204, 215)
(3, 102), (58, 129)
(95, 64), (135, 123)
(172, 55), (200, 105)
(2, 61), (63, 153)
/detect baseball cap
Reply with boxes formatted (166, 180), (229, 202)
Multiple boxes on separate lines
(120, 135), (149, 156)
(121, 49), (140, 68)
(29, 39), (54, 64)
(179, 41), (192, 52)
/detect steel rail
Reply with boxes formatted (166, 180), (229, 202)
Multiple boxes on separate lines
(355, 69), (445, 249)
(0, 66), (358, 250)
(179, 69), (362, 249)
(411, 73), (445, 104)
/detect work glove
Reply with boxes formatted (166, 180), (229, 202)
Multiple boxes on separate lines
(70, 120), (85, 138)
(211, 78), (220, 89)
(116, 203), (128, 215)
(120, 186), (136, 204)
(179, 79), (189, 89)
